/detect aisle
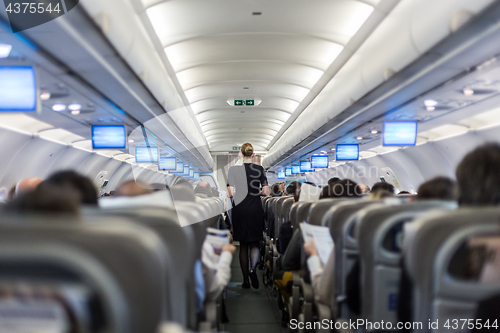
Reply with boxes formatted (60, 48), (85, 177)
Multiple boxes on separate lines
(225, 247), (284, 333)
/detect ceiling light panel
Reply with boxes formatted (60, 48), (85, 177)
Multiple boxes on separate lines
(39, 129), (85, 145)
(176, 62), (324, 91)
(165, 34), (343, 72)
(145, 0), (376, 151)
(0, 114), (53, 134)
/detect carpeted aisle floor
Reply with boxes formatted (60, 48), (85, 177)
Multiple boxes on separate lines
(225, 246), (283, 333)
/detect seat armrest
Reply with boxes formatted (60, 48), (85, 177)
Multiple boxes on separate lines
(292, 270), (301, 286)
(301, 278), (314, 303)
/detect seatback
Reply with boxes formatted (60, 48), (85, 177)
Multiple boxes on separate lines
(0, 215), (170, 333)
(307, 198), (352, 226)
(281, 197), (295, 223)
(357, 201), (458, 325)
(274, 197), (289, 240)
(83, 206), (196, 327)
(405, 207), (500, 332)
(296, 202), (314, 226)
(266, 197), (277, 238)
(290, 202), (306, 230)
(322, 200), (380, 308)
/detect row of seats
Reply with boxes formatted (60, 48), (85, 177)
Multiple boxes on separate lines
(261, 194), (500, 332)
(0, 188), (225, 333)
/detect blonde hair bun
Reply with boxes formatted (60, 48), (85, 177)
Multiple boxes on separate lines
(241, 143), (254, 157)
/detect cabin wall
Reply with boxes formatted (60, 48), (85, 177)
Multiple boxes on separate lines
(310, 124), (500, 192)
(0, 127), (164, 195)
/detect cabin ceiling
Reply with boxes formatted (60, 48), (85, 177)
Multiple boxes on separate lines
(140, 0), (386, 151)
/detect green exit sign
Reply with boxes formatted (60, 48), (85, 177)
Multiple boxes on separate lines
(234, 100), (255, 106)
(232, 146), (242, 151)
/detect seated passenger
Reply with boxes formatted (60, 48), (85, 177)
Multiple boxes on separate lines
(7, 185), (16, 200)
(368, 189), (394, 200)
(15, 177), (43, 196)
(271, 183), (283, 197)
(285, 181), (301, 196)
(415, 176), (456, 201)
(371, 182), (395, 194)
(202, 242), (236, 301)
(328, 177), (341, 185)
(45, 171), (98, 206)
(397, 176), (457, 327)
(194, 181), (213, 198)
(169, 182), (235, 310)
(302, 179), (362, 310)
(454, 143), (500, 331)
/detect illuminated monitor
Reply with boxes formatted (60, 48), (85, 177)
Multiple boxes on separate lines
(172, 162), (184, 174)
(193, 172), (200, 180)
(92, 125), (126, 149)
(277, 171), (285, 179)
(300, 161), (314, 172)
(189, 168), (194, 178)
(0, 66), (37, 112)
(285, 168), (292, 177)
(336, 144), (359, 161)
(311, 155), (329, 168)
(158, 157), (177, 171)
(291, 165), (303, 175)
(183, 166), (190, 176)
(135, 146), (159, 163)
(383, 121), (418, 146)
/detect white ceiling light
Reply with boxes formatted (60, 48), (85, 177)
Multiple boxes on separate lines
(463, 88), (474, 96)
(320, 151), (327, 154)
(68, 103), (82, 111)
(331, 147), (336, 151)
(0, 44), (12, 59)
(426, 106), (436, 112)
(52, 104), (66, 112)
(371, 129), (378, 134)
(357, 136), (363, 140)
(71, 110), (80, 115)
(40, 91), (51, 101)
(424, 99), (438, 107)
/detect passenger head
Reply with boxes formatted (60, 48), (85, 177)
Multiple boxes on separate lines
(271, 183), (281, 196)
(358, 184), (371, 194)
(398, 191), (411, 195)
(240, 143), (254, 158)
(286, 181), (301, 196)
(456, 143), (500, 206)
(4, 182), (80, 216)
(328, 177), (341, 185)
(320, 179), (362, 199)
(194, 181), (213, 197)
(45, 171), (98, 205)
(15, 177), (43, 196)
(171, 182), (196, 202)
(416, 176), (456, 201)
(115, 180), (153, 197)
(368, 190), (394, 200)
(211, 187), (219, 198)
(371, 182), (395, 194)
